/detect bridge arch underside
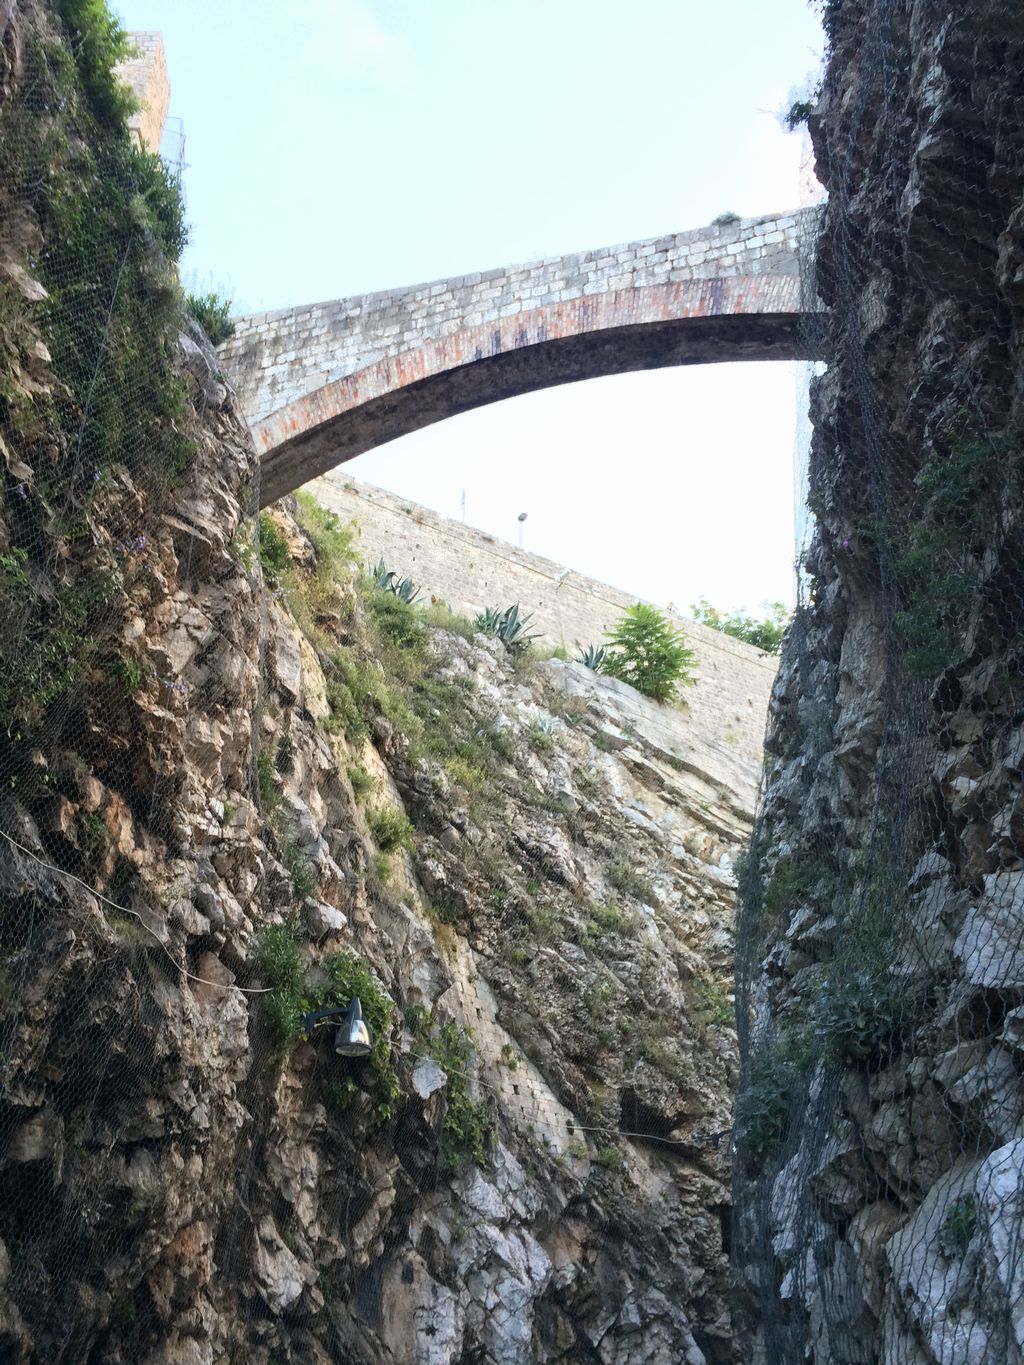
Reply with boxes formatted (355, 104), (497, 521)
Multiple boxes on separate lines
(254, 279), (821, 507)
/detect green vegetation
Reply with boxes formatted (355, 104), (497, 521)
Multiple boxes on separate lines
(256, 751), (279, 812)
(892, 415), (1003, 677)
(295, 492), (357, 578)
(582, 901), (638, 945)
(736, 1030), (813, 1165)
(692, 976), (734, 1031)
(369, 558), (421, 604)
(254, 923), (398, 1111)
(474, 603), (538, 653)
(363, 584), (427, 651)
(370, 851), (393, 885)
(347, 764), (374, 802)
(185, 290), (235, 345)
(55, 0), (138, 126)
(690, 599), (790, 655)
(258, 513), (290, 582)
(442, 754), (488, 792)
(760, 852), (819, 920)
(940, 1194), (978, 1257)
(0, 567), (121, 731)
(109, 654), (143, 693)
(282, 840), (317, 900)
(322, 950), (399, 1114)
(253, 920), (306, 1053)
(0, 0), (191, 732)
(594, 1144), (624, 1171)
(602, 604), (696, 701)
(814, 966), (905, 1069)
(420, 599), (476, 638)
(430, 1020), (491, 1168)
(527, 715), (555, 751)
(366, 804), (415, 854)
(607, 858), (656, 905)
(576, 644), (606, 671)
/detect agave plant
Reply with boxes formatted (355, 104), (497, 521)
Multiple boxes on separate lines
(474, 603), (538, 653)
(576, 644), (606, 671)
(474, 606), (504, 634)
(370, 558), (421, 604)
(391, 575), (422, 605)
(370, 558), (395, 591)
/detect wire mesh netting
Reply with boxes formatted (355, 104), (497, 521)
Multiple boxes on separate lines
(0, 7), (756, 1361)
(733, 1), (1024, 1361)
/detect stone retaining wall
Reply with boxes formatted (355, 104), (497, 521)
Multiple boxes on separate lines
(311, 473), (778, 771)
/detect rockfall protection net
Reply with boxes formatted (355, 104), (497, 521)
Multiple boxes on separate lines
(734, 1), (1024, 1362)
(0, 7), (754, 1361)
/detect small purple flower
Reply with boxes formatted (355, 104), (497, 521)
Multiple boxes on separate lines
(144, 561), (153, 574)
(133, 535), (146, 551)
(841, 538), (850, 549)
(92, 470), (101, 483)
(15, 483), (26, 499)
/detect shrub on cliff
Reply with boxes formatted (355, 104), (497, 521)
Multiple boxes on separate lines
(185, 290), (235, 345)
(602, 604), (696, 702)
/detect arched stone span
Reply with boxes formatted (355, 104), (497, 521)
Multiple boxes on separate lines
(219, 209), (823, 507)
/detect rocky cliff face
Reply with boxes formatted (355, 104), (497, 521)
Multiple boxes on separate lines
(0, 11), (752, 1361)
(734, 2), (1024, 1361)
(0, 451), (751, 1362)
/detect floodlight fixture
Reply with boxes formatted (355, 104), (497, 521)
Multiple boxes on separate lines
(302, 997), (373, 1058)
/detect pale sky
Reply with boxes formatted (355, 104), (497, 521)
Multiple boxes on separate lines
(116, 0), (824, 615)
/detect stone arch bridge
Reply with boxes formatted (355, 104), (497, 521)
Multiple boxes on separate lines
(218, 209), (822, 507)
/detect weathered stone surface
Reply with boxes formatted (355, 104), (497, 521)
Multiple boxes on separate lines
(219, 213), (823, 504)
(733, 2), (1024, 1360)
(954, 870), (1024, 989)
(0, 373), (746, 1362)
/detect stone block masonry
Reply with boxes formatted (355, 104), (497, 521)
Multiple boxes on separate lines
(221, 208), (824, 505)
(311, 473), (778, 774)
(224, 211), (812, 426)
(116, 33), (170, 154)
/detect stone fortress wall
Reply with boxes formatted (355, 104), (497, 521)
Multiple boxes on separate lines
(115, 33), (169, 154)
(310, 473), (779, 772)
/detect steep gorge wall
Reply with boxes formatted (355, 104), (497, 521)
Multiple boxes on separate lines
(734, 2), (1024, 1361)
(0, 6), (753, 1361)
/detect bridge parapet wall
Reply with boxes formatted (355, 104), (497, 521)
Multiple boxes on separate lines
(221, 210), (810, 424)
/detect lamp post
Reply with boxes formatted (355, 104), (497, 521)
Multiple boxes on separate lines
(517, 511), (527, 548)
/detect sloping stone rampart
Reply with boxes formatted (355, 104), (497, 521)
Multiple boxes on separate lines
(312, 472), (777, 776)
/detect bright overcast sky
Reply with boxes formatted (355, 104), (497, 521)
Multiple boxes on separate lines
(116, 0), (824, 616)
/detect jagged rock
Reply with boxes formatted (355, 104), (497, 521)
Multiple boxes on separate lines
(253, 1215), (315, 1313)
(954, 870), (1024, 989)
(0, 45), (750, 1356)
